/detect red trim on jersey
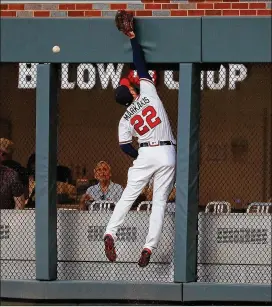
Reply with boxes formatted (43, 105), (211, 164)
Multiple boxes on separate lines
(127, 70), (158, 86)
(120, 78), (131, 88)
(140, 78), (155, 85)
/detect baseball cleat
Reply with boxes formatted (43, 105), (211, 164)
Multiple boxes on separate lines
(138, 248), (152, 268)
(104, 234), (117, 262)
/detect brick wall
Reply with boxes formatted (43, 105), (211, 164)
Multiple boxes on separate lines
(1, 1), (271, 18)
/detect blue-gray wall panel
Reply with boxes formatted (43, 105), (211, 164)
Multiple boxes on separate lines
(0, 280), (182, 301)
(202, 17), (272, 63)
(35, 64), (59, 280)
(174, 63), (200, 282)
(0, 18), (201, 63)
(1, 17), (271, 63)
(183, 282), (272, 302)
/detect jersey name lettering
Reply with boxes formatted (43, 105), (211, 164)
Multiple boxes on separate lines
(123, 97), (150, 121)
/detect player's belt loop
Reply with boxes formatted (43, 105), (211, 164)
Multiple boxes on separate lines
(139, 141), (174, 147)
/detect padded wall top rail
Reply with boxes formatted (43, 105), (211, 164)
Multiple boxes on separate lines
(1, 17), (271, 63)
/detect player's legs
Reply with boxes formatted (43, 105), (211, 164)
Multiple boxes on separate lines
(105, 152), (155, 241)
(143, 148), (176, 252)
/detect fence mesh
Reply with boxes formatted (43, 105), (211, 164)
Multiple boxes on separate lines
(1, 62), (271, 284)
(56, 63), (178, 282)
(197, 64), (272, 284)
(0, 63), (36, 279)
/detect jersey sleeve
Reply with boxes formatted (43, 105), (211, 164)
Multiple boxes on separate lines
(118, 118), (132, 145)
(140, 78), (158, 98)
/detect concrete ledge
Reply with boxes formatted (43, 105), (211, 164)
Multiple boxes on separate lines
(1, 280), (271, 302)
(183, 282), (272, 302)
(0, 280), (182, 301)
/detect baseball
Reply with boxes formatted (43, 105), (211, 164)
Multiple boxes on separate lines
(52, 45), (60, 53)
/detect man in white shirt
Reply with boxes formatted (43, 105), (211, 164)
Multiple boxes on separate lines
(79, 161), (123, 210)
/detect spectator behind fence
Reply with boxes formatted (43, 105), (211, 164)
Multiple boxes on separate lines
(0, 138), (28, 195)
(79, 161), (123, 211)
(25, 153), (76, 208)
(0, 144), (25, 209)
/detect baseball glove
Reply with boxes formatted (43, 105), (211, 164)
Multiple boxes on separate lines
(115, 10), (134, 37)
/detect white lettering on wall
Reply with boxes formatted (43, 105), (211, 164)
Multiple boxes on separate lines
(18, 63), (248, 90)
(229, 64), (247, 90)
(77, 64), (96, 89)
(164, 71), (179, 90)
(18, 63), (38, 89)
(206, 66), (227, 90)
(61, 64), (75, 89)
(201, 71), (204, 90)
(97, 63), (124, 89)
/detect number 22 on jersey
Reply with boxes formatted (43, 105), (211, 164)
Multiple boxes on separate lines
(130, 106), (162, 136)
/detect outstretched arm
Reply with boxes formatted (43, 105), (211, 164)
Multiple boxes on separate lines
(129, 32), (152, 81)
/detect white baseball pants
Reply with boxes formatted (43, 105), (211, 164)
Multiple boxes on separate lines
(105, 145), (176, 252)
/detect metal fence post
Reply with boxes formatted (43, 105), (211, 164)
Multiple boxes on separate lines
(174, 63), (201, 282)
(35, 63), (59, 280)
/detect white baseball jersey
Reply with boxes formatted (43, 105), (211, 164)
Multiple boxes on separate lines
(119, 78), (176, 145)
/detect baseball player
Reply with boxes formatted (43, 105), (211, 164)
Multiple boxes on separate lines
(104, 25), (176, 267)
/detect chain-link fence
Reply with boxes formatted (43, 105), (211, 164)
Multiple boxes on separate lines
(0, 62), (178, 282)
(197, 64), (272, 284)
(0, 63), (36, 279)
(56, 64), (178, 282)
(1, 62), (271, 284)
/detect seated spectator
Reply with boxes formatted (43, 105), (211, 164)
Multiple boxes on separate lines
(79, 161), (123, 211)
(0, 150), (25, 209)
(24, 153), (76, 208)
(142, 176), (176, 202)
(0, 138), (28, 195)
